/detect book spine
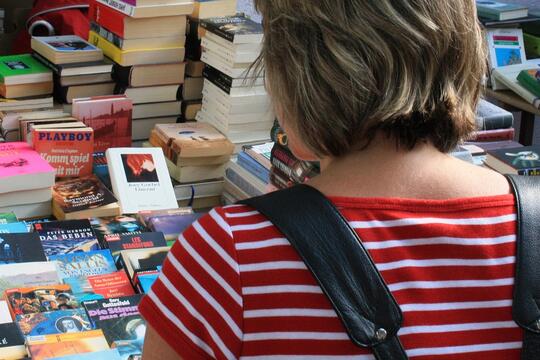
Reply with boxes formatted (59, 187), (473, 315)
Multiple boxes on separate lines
(92, 1), (127, 38)
(270, 144), (319, 183)
(202, 66), (232, 94)
(200, 20), (234, 43)
(97, 0), (135, 17)
(88, 31), (123, 65)
(225, 168), (264, 197)
(476, 113), (514, 131)
(31, 53), (61, 75)
(270, 167), (293, 189)
(237, 152), (270, 183)
(470, 128), (515, 142)
(90, 22), (125, 49)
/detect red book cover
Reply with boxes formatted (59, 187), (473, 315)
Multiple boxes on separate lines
(33, 129), (94, 178)
(89, 0), (127, 39)
(87, 271), (135, 298)
(72, 95), (132, 152)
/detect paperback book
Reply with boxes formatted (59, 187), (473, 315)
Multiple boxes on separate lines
(49, 250), (116, 280)
(90, 215), (147, 247)
(200, 15), (263, 44)
(0, 262), (60, 297)
(0, 322), (26, 360)
(486, 145), (540, 175)
(34, 219), (100, 257)
(0, 233), (47, 264)
(0, 54), (52, 85)
(5, 284), (78, 317)
(31, 35), (103, 65)
(0, 212), (17, 224)
(0, 221), (28, 234)
(145, 212), (201, 245)
(117, 247), (169, 281)
(16, 309), (92, 336)
(105, 232), (167, 259)
(26, 329), (109, 360)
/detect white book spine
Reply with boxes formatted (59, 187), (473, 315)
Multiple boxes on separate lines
(97, 0), (136, 16)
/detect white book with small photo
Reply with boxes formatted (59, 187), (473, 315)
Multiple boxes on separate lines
(106, 147), (178, 214)
(486, 29), (527, 72)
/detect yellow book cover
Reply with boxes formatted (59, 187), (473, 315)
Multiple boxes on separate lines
(27, 329), (109, 360)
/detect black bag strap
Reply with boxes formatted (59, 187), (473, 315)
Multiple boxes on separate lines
(240, 184), (407, 360)
(506, 174), (540, 360)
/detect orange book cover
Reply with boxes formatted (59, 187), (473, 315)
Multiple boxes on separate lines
(33, 128), (94, 178)
(27, 329), (110, 360)
(87, 271), (135, 298)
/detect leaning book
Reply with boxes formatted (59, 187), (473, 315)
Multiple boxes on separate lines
(486, 145), (540, 175)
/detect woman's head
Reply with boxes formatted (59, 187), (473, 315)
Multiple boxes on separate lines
(253, 0), (486, 160)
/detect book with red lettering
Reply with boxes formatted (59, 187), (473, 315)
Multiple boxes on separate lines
(33, 127), (94, 178)
(72, 95), (132, 152)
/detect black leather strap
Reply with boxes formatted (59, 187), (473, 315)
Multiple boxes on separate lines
(240, 185), (407, 359)
(506, 175), (540, 360)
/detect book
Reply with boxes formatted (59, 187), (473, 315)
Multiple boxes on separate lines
(0, 96), (53, 112)
(145, 212), (200, 245)
(132, 101), (181, 119)
(181, 100), (202, 121)
(82, 295), (145, 359)
(5, 284), (77, 318)
(89, 31), (186, 66)
(0, 233), (47, 264)
(271, 143), (320, 184)
(226, 159), (266, 197)
(0, 142), (55, 195)
(0, 54), (52, 86)
(525, 32), (540, 59)
(172, 179), (224, 201)
(486, 28), (527, 70)
(0, 262), (60, 298)
(203, 63), (264, 93)
(135, 271), (159, 293)
(106, 147), (179, 214)
(238, 150), (270, 183)
(112, 62), (186, 87)
(114, 84), (180, 104)
(31, 36), (103, 65)
(517, 68), (540, 97)
(32, 52), (113, 77)
(469, 128), (515, 142)
(244, 142), (273, 170)
(89, 216), (147, 246)
(26, 329), (110, 360)
(89, 1), (187, 39)
(34, 219), (100, 257)
(32, 127), (94, 178)
(486, 145), (540, 175)
(97, 0), (194, 18)
(105, 232), (167, 259)
(200, 15), (263, 44)
(52, 175), (120, 220)
(475, 99), (514, 130)
(192, 0), (237, 19)
(0, 81), (53, 99)
(154, 122), (235, 158)
(0, 201), (53, 221)
(84, 271), (134, 299)
(132, 116), (178, 141)
(58, 73), (113, 87)
(0, 222), (28, 234)
(201, 36), (260, 65)
(0, 212), (17, 224)
(72, 95), (133, 152)
(117, 247), (169, 281)
(49, 250), (116, 281)
(0, 322), (26, 360)
(476, 0), (528, 21)
(47, 349), (122, 360)
(492, 60), (540, 108)
(16, 309), (91, 336)
(54, 81), (116, 104)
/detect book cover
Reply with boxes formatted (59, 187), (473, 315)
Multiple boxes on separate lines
(33, 128), (94, 178)
(147, 213), (201, 245)
(200, 15), (263, 44)
(0, 221), (28, 234)
(0, 212), (17, 224)
(118, 247), (169, 280)
(72, 95), (132, 152)
(33, 36), (100, 53)
(106, 147), (179, 214)
(16, 309), (91, 336)
(0, 262), (60, 297)
(486, 28), (527, 69)
(83, 295), (145, 359)
(0, 54), (52, 85)
(137, 207), (194, 227)
(476, 0), (528, 20)
(26, 329), (109, 360)
(5, 285), (78, 317)
(492, 60), (540, 108)
(0, 322), (26, 359)
(0, 142), (55, 194)
(34, 219), (100, 257)
(96, 0), (193, 18)
(49, 250), (116, 280)
(238, 150), (270, 183)
(517, 68), (540, 97)
(105, 232), (167, 259)
(475, 99), (514, 130)
(135, 270), (159, 293)
(0, 233), (47, 264)
(52, 175), (118, 214)
(90, 215), (147, 246)
(48, 349), (122, 360)
(63, 270), (134, 303)
(487, 145), (540, 175)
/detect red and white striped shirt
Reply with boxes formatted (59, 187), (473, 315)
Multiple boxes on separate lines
(139, 194), (521, 359)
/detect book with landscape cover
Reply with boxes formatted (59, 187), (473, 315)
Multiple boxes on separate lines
(0, 322), (26, 359)
(82, 294), (145, 359)
(26, 329), (109, 360)
(34, 219), (99, 257)
(33, 127), (94, 178)
(0, 54), (52, 85)
(52, 175), (120, 220)
(0, 142), (55, 195)
(0, 233), (47, 264)
(0, 262), (60, 297)
(105, 232), (167, 259)
(72, 95), (133, 152)
(200, 15), (263, 44)
(16, 309), (92, 336)
(486, 145), (540, 175)
(106, 147), (179, 214)
(5, 284), (77, 318)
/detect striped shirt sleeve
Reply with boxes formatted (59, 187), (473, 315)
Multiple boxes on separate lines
(139, 207), (243, 360)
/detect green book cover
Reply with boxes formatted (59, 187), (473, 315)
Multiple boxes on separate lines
(0, 212), (18, 224)
(517, 68), (540, 97)
(0, 54), (51, 83)
(524, 33), (540, 58)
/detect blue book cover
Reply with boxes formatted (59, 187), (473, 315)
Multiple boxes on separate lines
(34, 219), (100, 257)
(49, 250), (116, 280)
(237, 151), (270, 183)
(16, 309), (92, 336)
(0, 222), (29, 234)
(49, 349), (122, 360)
(138, 272), (159, 294)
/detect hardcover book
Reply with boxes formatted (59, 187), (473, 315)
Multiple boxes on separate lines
(5, 284), (78, 317)
(475, 99), (514, 131)
(72, 95), (133, 152)
(52, 175), (120, 220)
(0, 322), (26, 360)
(517, 68), (540, 97)
(49, 250), (116, 281)
(0, 233), (47, 264)
(34, 219), (100, 257)
(0, 142), (55, 195)
(0, 54), (52, 85)
(200, 15), (263, 44)
(0, 221), (28, 234)
(476, 0), (528, 21)
(26, 329), (110, 360)
(486, 145), (540, 175)
(106, 147), (179, 214)
(0, 262), (60, 297)
(105, 232), (167, 259)
(90, 215), (147, 246)
(16, 309), (92, 336)
(31, 35), (103, 65)
(33, 127), (94, 178)
(82, 295), (145, 359)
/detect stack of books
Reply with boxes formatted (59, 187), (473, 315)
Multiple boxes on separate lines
(0, 99), (58, 142)
(0, 142), (55, 218)
(89, 0), (195, 144)
(147, 122), (234, 209)
(31, 35), (114, 105)
(196, 15), (274, 150)
(0, 54), (52, 100)
(182, 0), (238, 121)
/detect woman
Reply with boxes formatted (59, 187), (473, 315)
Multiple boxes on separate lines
(140, 0), (521, 358)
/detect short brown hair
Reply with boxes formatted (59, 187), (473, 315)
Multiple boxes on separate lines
(252, 0), (486, 157)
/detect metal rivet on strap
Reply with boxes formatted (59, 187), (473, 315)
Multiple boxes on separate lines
(375, 328), (387, 341)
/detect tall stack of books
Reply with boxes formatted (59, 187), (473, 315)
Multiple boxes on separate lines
(182, 0), (238, 122)
(31, 35), (114, 106)
(89, 0), (194, 144)
(196, 15), (274, 150)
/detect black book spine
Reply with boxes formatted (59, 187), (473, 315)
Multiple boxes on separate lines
(111, 64), (132, 86)
(53, 81), (69, 104)
(32, 52), (61, 75)
(200, 20), (235, 43)
(203, 67), (232, 94)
